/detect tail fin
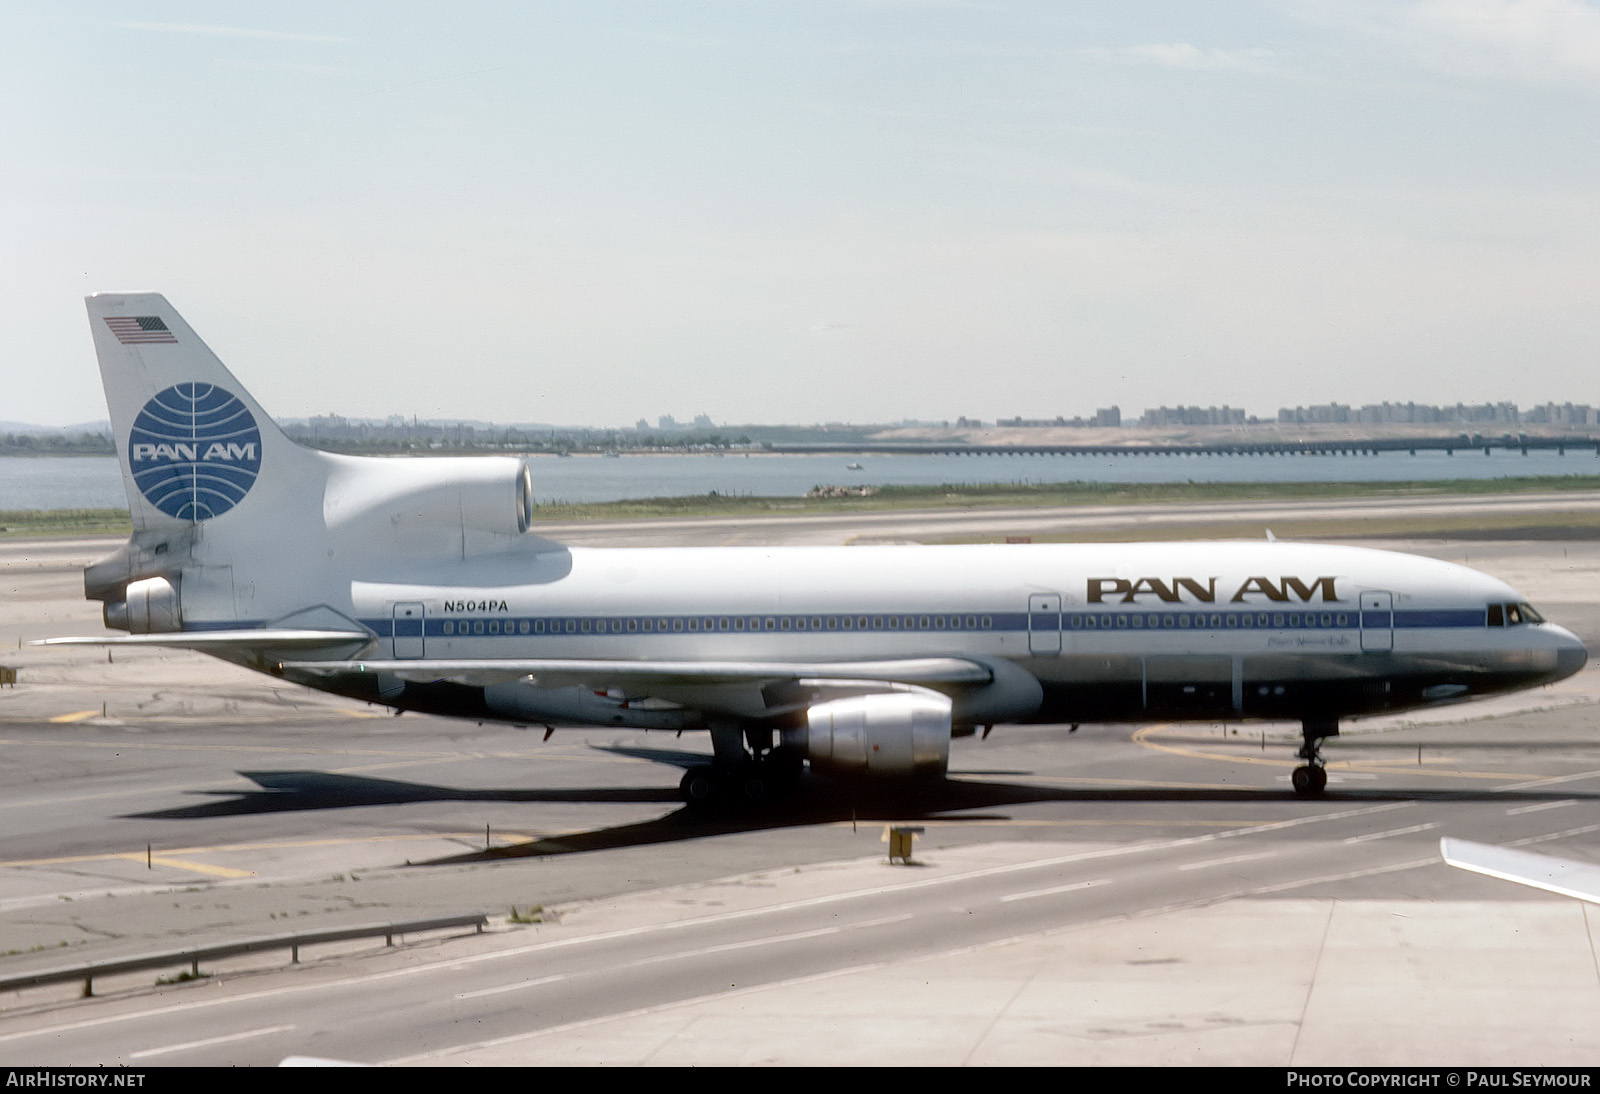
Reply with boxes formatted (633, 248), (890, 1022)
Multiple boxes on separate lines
(87, 292), (299, 530)
(83, 293), (548, 635)
(84, 293), (336, 630)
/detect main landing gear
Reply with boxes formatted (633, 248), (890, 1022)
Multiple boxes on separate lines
(1291, 717), (1337, 795)
(679, 724), (803, 809)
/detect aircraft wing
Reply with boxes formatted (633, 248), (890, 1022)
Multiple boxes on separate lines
(1440, 838), (1600, 904)
(278, 656), (993, 690)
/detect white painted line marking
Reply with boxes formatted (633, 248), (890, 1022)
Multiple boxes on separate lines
(1506, 800), (1579, 815)
(620, 925), (841, 968)
(1497, 769), (1600, 792)
(128, 1024), (295, 1059)
(1344, 822), (1442, 844)
(1000, 879), (1110, 902)
(457, 975), (567, 1000)
(1509, 822), (1600, 847)
(1179, 851), (1275, 872)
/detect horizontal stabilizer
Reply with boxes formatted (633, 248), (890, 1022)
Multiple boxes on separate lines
(280, 656), (993, 689)
(36, 630), (373, 651)
(1440, 838), (1600, 904)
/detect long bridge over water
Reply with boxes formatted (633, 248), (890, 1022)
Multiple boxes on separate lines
(766, 434), (1600, 458)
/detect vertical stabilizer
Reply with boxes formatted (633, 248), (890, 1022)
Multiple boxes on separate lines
(87, 292), (298, 531)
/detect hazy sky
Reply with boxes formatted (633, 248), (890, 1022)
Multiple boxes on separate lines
(7, 1), (1600, 427)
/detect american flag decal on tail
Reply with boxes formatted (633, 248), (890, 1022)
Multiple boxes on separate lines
(104, 316), (177, 344)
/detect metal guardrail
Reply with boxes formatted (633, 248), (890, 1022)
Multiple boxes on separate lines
(0, 912), (489, 997)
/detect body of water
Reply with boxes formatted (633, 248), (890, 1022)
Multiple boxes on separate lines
(4, 449), (1598, 512)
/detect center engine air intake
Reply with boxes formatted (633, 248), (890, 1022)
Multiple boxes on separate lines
(322, 455), (535, 551)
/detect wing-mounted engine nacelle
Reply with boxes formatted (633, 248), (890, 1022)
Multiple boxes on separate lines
(787, 690), (953, 777)
(322, 455), (534, 554)
(103, 575), (181, 633)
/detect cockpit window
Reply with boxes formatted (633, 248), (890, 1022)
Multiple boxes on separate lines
(1489, 601), (1545, 627)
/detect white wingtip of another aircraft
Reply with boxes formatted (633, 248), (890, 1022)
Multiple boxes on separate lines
(1440, 838), (1600, 904)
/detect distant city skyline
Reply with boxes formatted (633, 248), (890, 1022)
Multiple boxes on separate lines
(12, 396), (1600, 438)
(10, 3), (1600, 427)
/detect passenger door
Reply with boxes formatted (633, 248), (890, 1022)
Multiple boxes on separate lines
(1360, 591), (1393, 652)
(1028, 592), (1062, 655)
(392, 601), (426, 659)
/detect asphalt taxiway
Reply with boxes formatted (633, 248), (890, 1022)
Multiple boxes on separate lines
(2, 499), (1599, 1065)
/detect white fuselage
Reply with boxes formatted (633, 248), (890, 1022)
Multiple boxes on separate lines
(323, 539), (1582, 725)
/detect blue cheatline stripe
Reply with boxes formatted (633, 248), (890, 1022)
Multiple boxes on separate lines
(337, 604), (1496, 640)
(1395, 609), (1487, 628)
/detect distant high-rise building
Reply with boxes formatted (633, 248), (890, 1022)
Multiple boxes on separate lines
(1141, 405), (1244, 427)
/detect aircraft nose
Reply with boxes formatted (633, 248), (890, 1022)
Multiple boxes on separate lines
(1552, 627), (1588, 681)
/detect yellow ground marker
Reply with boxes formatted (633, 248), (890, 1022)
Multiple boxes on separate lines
(108, 852), (256, 879)
(48, 710), (100, 723)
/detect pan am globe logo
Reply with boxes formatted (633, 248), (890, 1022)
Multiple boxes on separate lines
(128, 383), (262, 520)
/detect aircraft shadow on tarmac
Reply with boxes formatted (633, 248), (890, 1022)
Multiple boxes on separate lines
(121, 743), (1600, 862)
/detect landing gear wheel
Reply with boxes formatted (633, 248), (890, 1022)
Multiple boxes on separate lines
(680, 765), (720, 808)
(734, 769), (770, 806)
(681, 727), (806, 811)
(1291, 764), (1327, 795)
(1292, 717), (1336, 796)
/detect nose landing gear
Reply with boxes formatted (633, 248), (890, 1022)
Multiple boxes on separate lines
(1291, 717), (1337, 795)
